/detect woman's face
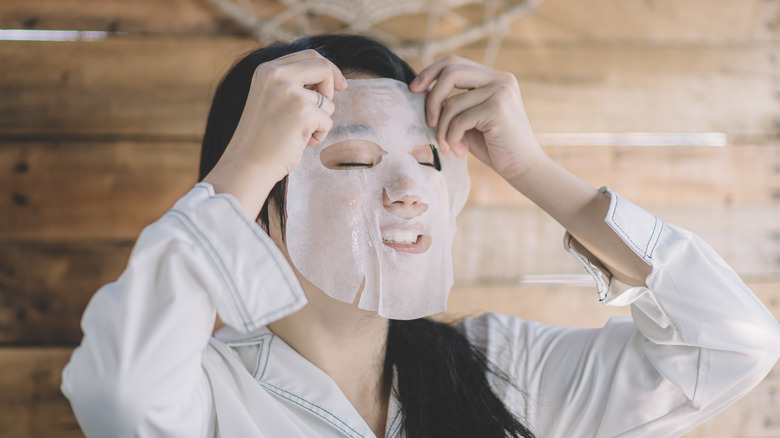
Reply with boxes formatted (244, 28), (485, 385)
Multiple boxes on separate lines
(283, 78), (469, 319)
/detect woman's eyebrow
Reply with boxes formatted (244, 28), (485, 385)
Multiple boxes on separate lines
(328, 123), (376, 138)
(405, 124), (432, 137)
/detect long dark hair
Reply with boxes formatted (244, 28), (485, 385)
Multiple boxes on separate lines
(199, 34), (535, 438)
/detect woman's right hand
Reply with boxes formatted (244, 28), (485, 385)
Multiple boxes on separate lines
(203, 49), (347, 219)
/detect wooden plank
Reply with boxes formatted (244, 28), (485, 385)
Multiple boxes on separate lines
(0, 141), (200, 240)
(0, 0), (352, 39)
(1, 214), (777, 343)
(0, 37), (257, 139)
(444, 280), (780, 329)
(1, 281), (777, 437)
(455, 44), (780, 142)
(4, 0), (775, 44)
(1, 39), (777, 140)
(0, 0), (255, 35)
(0, 358), (778, 438)
(2, 143), (778, 275)
(4, 141), (777, 241)
(445, 283), (630, 327)
(507, 0), (780, 45)
(0, 347), (83, 438)
(0, 242), (131, 344)
(453, 203), (780, 283)
(376, 0), (780, 45)
(467, 142), (780, 207)
(443, 280), (780, 437)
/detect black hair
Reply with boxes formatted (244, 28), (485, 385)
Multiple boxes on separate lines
(199, 33), (535, 438)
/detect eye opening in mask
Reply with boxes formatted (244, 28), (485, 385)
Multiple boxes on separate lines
(320, 139), (387, 170)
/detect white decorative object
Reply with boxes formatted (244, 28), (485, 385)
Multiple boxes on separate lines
(205, 0), (542, 64)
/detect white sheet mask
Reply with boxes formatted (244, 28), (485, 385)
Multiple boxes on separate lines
(285, 78), (470, 319)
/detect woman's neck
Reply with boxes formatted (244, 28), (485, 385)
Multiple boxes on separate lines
(268, 277), (390, 437)
(263, 208), (391, 436)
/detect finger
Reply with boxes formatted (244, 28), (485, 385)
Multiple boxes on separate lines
(268, 55), (345, 99)
(410, 54), (481, 92)
(306, 108), (334, 147)
(272, 48), (326, 65)
(445, 105), (486, 158)
(273, 49), (347, 88)
(426, 65), (508, 127)
(436, 87), (493, 154)
(282, 57), (341, 98)
(305, 89), (335, 116)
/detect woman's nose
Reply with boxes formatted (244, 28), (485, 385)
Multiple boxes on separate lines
(382, 175), (429, 219)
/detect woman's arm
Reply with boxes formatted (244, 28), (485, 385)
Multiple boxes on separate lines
(504, 158), (652, 286)
(204, 49), (347, 219)
(412, 55), (780, 436)
(62, 184), (307, 437)
(62, 50), (345, 437)
(410, 55), (649, 286)
(462, 193), (780, 436)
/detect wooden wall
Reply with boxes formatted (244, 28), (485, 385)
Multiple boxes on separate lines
(1, 0), (778, 436)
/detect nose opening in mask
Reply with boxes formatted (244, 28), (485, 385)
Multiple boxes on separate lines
(382, 186), (429, 219)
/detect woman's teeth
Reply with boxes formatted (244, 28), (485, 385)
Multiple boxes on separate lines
(382, 231), (419, 245)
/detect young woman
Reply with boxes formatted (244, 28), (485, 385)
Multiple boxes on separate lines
(62, 34), (780, 437)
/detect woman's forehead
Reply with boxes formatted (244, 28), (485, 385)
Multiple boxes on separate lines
(333, 79), (423, 120)
(329, 79), (433, 147)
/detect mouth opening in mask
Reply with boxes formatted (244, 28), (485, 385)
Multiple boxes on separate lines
(381, 234), (433, 253)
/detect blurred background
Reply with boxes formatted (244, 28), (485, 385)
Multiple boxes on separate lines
(0, 0), (778, 436)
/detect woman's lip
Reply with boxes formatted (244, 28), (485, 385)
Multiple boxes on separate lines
(382, 235), (432, 254)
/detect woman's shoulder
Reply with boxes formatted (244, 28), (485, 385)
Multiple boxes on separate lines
(453, 312), (636, 369)
(452, 313), (532, 366)
(454, 312), (559, 347)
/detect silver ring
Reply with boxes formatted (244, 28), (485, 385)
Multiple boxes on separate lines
(316, 92), (324, 109)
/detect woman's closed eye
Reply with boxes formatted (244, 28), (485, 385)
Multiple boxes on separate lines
(320, 140), (387, 170)
(412, 144), (442, 171)
(337, 162), (374, 168)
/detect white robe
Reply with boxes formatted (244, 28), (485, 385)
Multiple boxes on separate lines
(62, 183), (780, 437)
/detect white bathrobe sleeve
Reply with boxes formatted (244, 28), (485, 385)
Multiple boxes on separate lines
(460, 188), (780, 438)
(61, 183), (307, 437)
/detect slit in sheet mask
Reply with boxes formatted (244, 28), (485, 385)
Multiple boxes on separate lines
(285, 78), (470, 319)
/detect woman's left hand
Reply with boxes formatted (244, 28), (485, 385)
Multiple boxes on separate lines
(409, 55), (546, 182)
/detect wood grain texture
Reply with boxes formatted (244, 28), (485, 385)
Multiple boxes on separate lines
(444, 280), (780, 329)
(1, 280), (777, 437)
(506, 0), (780, 45)
(1, 39), (777, 140)
(443, 280), (780, 436)
(453, 204), (780, 282)
(374, 0), (780, 45)
(1, 227), (777, 345)
(0, 38), (256, 139)
(467, 143), (780, 207)
(0, 242), (131, 344)
(0, 347), (83, 438)
(2, 0), (777, 44)
(2, 140), (778, 240)
(1, 352), (778, 438)
(0, 0), (254, 35)
(0, 141), (200, 240)
(458, 45), (780, 142)
(1, 1), (778, 436)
